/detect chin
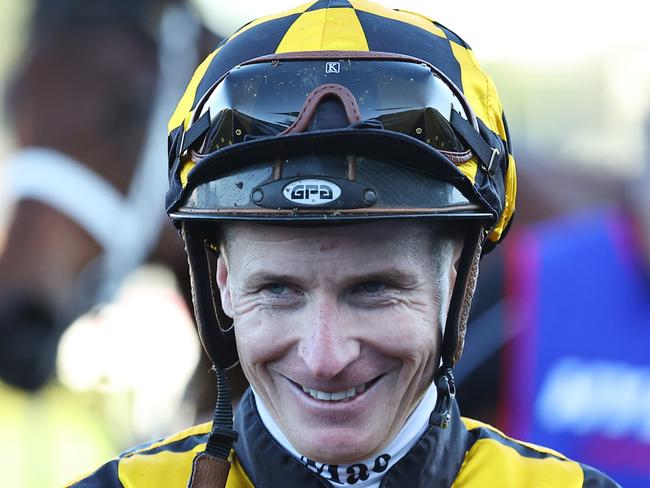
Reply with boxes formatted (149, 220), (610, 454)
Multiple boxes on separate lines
(293, 425), (383, 465)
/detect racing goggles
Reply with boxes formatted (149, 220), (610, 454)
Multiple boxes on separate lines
(183, 53), (485, 168)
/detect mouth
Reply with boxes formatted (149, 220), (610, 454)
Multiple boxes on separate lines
(291, 374), (384, 402)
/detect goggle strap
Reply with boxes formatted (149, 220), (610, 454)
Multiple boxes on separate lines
(182, 111), (212, 154)
(168, 127), (183, 183)
(450, 110), (497, 173)
(169, 155), (181, 186)
(169, 127), (182, 162)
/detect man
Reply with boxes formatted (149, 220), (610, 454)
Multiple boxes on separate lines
(69, 1), (619, 486)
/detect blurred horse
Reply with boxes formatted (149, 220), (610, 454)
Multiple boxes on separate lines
(0, 0), (211, 392)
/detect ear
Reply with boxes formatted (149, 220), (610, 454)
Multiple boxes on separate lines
(216, 255), (234, 319)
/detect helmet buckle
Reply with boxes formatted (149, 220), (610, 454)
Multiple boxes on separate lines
(485, 146), (500, 174)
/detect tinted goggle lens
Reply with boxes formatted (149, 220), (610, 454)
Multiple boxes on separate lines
(192, 59), (474, 158)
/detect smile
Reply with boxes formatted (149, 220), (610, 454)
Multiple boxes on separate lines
(301, 383), (366, 401)
(296, 375), (383, 402)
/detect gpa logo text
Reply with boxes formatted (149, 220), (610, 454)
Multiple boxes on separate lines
(283, 178), (342, 205)
(291, 184), (332, 200)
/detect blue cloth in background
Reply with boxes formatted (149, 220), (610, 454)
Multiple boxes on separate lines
(505, 207), (650, 487)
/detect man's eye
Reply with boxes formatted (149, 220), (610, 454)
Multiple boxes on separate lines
(265, 283), (289, 295)
(359, 281), (385, 294)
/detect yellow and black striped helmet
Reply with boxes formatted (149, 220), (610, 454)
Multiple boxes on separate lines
(166, 0), (517, 372)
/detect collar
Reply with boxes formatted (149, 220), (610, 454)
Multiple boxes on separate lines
(252, 383), (438, 488)
(233, 388), (469, 488)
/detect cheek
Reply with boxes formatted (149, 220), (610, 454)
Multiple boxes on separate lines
(377, 306), (441, 393)
(233, 307), (300, 370)
(349, 303), (440, 363)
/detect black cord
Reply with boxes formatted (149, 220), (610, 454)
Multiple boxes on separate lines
(204, 365), (239, 460)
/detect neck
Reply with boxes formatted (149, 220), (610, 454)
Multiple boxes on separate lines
(252, 382), (438, 488)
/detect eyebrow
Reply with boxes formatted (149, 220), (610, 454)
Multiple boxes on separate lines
(343, 269), (422, 288)
(242, 267), (422, 289)
(244, 272), (299, 286)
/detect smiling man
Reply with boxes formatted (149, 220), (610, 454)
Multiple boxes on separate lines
(218, 222), (460, 469)
(70, 1), (619, 487)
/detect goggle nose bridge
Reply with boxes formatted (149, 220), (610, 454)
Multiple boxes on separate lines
(280, 83), (362, 135)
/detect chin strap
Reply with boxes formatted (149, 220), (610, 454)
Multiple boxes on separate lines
(183, 222), (239, 368)
(431, 224), (484, 430)
(188, 365), (238, 488)
(442, 225), (484, 366)
(431, 368), (456, 429)
(184, 221), (240, 487)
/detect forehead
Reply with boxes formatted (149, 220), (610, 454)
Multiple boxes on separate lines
(220, 221), (461, 267)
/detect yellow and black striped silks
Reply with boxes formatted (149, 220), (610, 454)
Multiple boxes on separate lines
(166, 0), (516, 245)
(68, 391), (619, 487)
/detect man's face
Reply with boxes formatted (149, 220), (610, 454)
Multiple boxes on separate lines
(217, 221), (461, 464)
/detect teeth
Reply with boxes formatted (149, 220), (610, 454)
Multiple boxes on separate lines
(301, 383), (367, 401)
(331, 390), (346, 401)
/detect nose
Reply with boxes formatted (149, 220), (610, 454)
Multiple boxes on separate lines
(298, 298), (360, 379)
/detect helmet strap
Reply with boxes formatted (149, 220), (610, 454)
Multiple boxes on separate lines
(184, 223), (240, 487)
(188, 365), (239, 488)
(432, 367), (456, 429)
(440, 224), (484, 369)
(183, 222), (238, 368)
(432, 224), (484, 427)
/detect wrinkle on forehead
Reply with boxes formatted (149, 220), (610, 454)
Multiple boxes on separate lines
(221, 221), (461, 255)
